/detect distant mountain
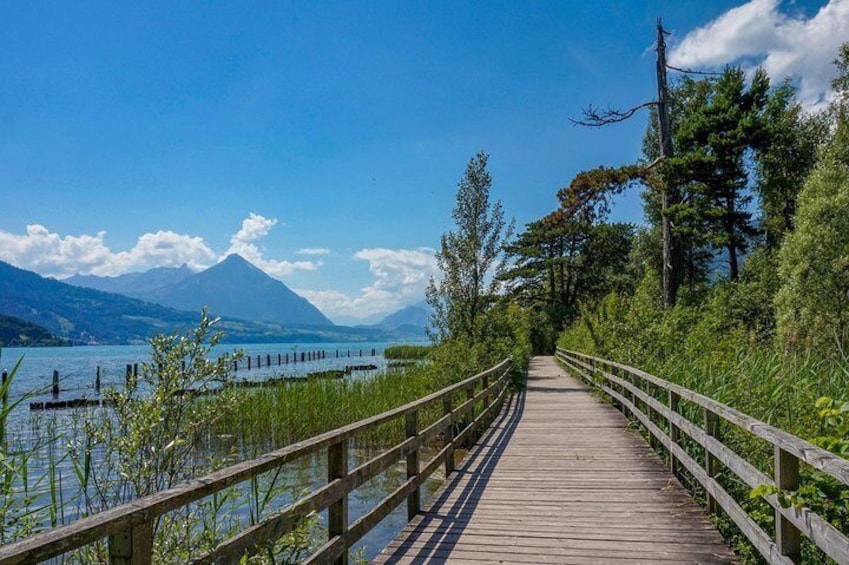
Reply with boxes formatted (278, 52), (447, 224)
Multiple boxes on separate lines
(0, 314), (70, 347)
(373, 301), (430, 332)
(0, 260), (203, 344)
(0, 261), (386, 345)
(144, 254), (333, 327)
(65, 264), (194, 298)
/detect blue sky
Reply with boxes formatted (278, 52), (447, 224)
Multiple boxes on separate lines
(0, 1), (843, 324)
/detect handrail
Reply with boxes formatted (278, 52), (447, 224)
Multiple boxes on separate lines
(0, 358), (513, 565)
(555, 348), (848, 565)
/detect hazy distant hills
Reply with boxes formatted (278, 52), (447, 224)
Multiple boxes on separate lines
(66, 264), (193, 298)
(373, 301), (430, 331)
(0, 260), (384, 345)
(66, 254), (332, 327)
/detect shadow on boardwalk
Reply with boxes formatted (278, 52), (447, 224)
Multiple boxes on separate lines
(374, 356), (735, 564)
(380, 388), (526, 562)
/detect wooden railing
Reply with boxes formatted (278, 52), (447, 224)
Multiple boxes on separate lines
(556, 348), (849, 565)
(0, 358), (512, 565)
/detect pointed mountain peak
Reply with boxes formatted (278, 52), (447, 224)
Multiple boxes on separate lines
(215, 253), (266, 275)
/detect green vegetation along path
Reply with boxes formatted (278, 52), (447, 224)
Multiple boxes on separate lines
(374, 356), (735, 563)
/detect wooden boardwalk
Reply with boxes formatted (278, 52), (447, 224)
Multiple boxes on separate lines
(374, 356), (735, 564)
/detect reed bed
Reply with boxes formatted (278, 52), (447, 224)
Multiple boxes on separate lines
(382, 345), (432, 360)
(213, 364), (447, 457)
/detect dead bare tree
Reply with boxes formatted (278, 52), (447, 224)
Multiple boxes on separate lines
(570, 20), (683, 309)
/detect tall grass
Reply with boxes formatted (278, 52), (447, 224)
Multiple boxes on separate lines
(213, 364), (446, 456)
(383, 345), (432, 360)
(559, 293), (849, 564)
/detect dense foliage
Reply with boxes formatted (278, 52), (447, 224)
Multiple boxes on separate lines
(543, 47), (849, 563)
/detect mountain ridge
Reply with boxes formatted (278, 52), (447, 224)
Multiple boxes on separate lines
(65, 254), (333, 327)
(0, 260), (389, 345)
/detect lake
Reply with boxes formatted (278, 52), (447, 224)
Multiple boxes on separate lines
(0, 340), (437, 561)
(0, 341), (394, 410)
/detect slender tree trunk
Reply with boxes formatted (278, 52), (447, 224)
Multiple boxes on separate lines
(725, 196), (739, 280)
(656, 21), (682, 308)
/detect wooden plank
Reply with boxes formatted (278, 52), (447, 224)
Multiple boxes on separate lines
(561, 350), (849, 564)
(374, 356), (734, 564)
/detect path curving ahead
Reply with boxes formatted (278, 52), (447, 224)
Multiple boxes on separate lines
(374, 356), (735, 564)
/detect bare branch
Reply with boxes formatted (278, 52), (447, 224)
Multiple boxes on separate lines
(665, 63), (722, 76)
(570, 101), (657, 127)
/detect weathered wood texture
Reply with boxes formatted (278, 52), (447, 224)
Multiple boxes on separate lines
(374, 356), (734, 564)
(557, 349), (849, 565)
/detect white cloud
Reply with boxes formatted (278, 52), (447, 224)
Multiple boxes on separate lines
(669, 0), (849, 110)
(0, 224), (215, 278)
(223, 212), (320, 277)
(297, 248), (331, 256)
(296, 247), (438, 321)
(0, 213), (320, 280)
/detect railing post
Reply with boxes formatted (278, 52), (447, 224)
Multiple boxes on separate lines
(775, 447), (801, 563)
(443, 396), (455, 475)
(328, 440), (349, 565)
(647, 381), (658, 450)
(482, 374), (490, 427)
(465, 383), (475, 445)
(108, 521), (153, 565)
(704, 408), (720, 515)
(406, 411), (420, 520)
(668, 390), (680, 477)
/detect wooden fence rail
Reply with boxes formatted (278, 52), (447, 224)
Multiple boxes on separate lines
(0, 359), (512, 565)
(555, 348), (849, 565)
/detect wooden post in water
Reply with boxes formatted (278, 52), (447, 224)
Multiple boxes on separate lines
(371, 348), (375, 356)
(359, 350), (362, 357)
(257, 355), (261, 369)
(327, 440), (349, 565)
(704, 408), (720, 514)
(406, 410), (420, 520)
(775, 447), (801, 563)
(1, 369), (6, 444)
(51, 370), (60, 396)
(95, 366), (101, 393)
(336, 350), (339, 358)
(126, 365), (132, 386)
(301, 352), (305, 362)
(278, 353), (281, 366)
(233, 359), (238, 372)
(266, 354), (271, 367)
(133, 363), (138, 377)
(247, 357), (251, 370)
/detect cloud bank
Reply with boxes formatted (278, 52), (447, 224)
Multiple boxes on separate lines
(669, 0), (849, 110)
(0, 213), (318, 279)
(296, 247), (438, 321)
(223, 213), (320, 278)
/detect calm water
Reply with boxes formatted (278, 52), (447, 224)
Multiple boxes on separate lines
(0, 341), (392, 411)
(0, 340), (438, 561)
